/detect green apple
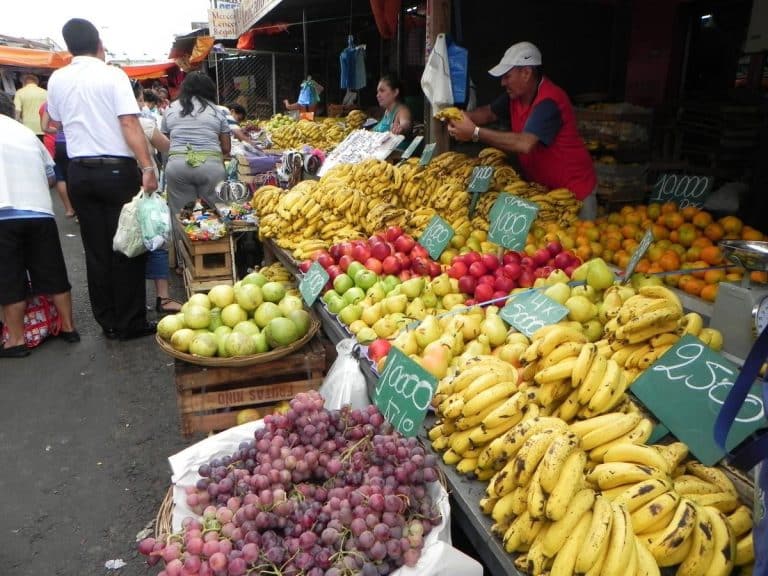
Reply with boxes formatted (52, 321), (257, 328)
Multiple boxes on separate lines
(347, 261), (366, 280)
(342, 286), (366, 306)
(381, 274), (400, 294)
(325, 293), (346, 314)
(339, 303), (363, 325)
(354, 269), (378, 291)
(333, 274), (354, 295)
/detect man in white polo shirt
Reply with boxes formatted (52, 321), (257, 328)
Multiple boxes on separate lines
(47, 18), (158, 340)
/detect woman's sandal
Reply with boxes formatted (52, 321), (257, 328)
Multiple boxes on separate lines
(156, 297), (183, 315)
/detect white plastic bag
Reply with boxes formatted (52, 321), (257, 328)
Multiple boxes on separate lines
(137, 192), (170, 251)
(319, 338), (370, 410)
(112, 191), (147, 257)
(421, 33), (454, 109)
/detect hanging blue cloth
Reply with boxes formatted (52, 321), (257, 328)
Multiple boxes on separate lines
(340, 36), (357, 89)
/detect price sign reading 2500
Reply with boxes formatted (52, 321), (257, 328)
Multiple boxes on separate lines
(652, 342), (765, 423)
(374, 348), (437, 437)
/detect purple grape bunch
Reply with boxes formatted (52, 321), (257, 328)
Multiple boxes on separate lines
(139, 391), (441, 575)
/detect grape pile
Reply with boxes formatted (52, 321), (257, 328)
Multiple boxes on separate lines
(139, 391), (442, 575)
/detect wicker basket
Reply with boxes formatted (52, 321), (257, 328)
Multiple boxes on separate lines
(155, 315), (320, 367)
(154, 486), (174, 540)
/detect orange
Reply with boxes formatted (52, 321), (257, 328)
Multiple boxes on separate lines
(590, 242), (604, 257)
(719, 216), (743, 236)
(677, 274), (696, 292)
(623, 238), (639, 253)
(602, 248), (615, 264)
(647, 245), (665, 263)
(621, 224), (638, 239)
(659, 251), (681, 272)
(661, 202), (678, 214)
(604, 236), (622, 252)
(685, 246), (701, 263)
(704, 268), (726, 284)
(700, 246), (723, 265)
(651, 224), (669, 241)
(726, 272), (743, 282)
(669, 230), (679, 244)
(742, 226), (764, 241)
(689, 260), (710, 279)
(670, 244), (686, 258)
(625, 212), (643, 226)
(664, 212), (685, 230)
(704, 222), (725, 242)
(615, 250), (630, 269)
(750, 271), (768, 284)
(656, 239), (672, 250)
(677, 223), (698, 247)
(700, 283), (719, 302)
(635, 259), (651, 274)
(607, 213), (623, 225)
(576, 235), (590, 247)
(620, 205), (634, 216)
(585, 227), (600, 242)
(647, 263), (664, 274)
(682, 277), (705, 297)
(692, 237), (713, 249)
(575, 245), (592, 261)
(681, 206), (699, 221)
(647, 203), (662, 220)
(692, 211), (713, 229)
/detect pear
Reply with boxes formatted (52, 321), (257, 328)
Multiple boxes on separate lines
(392, 330), (419, 356)
(442, 293), (466, 309)
(414, 315), (441, 349)
(582, 319), (604, 342)
(571, 261), (590, 282)
(481, 314), (509, 347)
(565, 295), (598, 323)
(586, 258), (615, 291)
(361, 303), (383, 326)
(570, 284), (598, 303)
(405, 297), (427, 321)
(400, 277), (425, 299)
(421, 286), (439, 309)
(543, 282), (571, 305)
(366, 282), (387, 303)
(372, 317), (398, 338)
(456, 314), (482, 341)
(630, 273), (663, 291)
(348, 320), (367, 335)
(423, 339), (453, 362)
(382, 294), (408, 314)
(430, 274), (453, 297)
(616, 285), (637, 302)
(494, 342), (527, 366)
(437, 330), (464, 356)
(356, 327), (378, 344)
(506, 332), (530, 346)
(547, 269), (570, 285)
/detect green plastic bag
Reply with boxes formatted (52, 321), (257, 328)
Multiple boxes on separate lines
(137, 192), (171, 251)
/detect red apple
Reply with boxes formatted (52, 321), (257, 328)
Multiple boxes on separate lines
(364, 257), (383, 275)
(399, 269), (412, 281)
(475, 283), (494, 303)
(494, 276), (514, 293)
(352, 243), (371, 262)
(492, 290), (509, 301)
(479, 274), (496, 286)
(368, 338), (392, 363)
(412, 257), (430, 276)
(520, 256), (535, 269)
(339, 242), (354, 257)
(338, 254), (354, 272)
(428, 262), (442, 278)
(518, 270), (534, 288)
(503, 263), (522, 280)
(533, 248), (551, 267)
(458, 275), (477, 295)
(370, 242), (392, 261)
(564, 265), (577, 277)
(385, 226), (403, 242)
(393, 234), (415, 254)
(368, 233), (386, 244)
(534, 266), (554, 279)
(447, 261), (468, 280)
(464, 298), (477, 306)
(326, 265), (343, 281)
(503, 251), (521, 265)
(381, 256), (401, 275)
(468, 261), (488, 278)
(394, 252), (411, 270)
(410, 244), (429, 260)
(464, 251), (481, 265)
(546, 241), (563, 256)
(481, 253), (500, 272)
(329, 244), (342, 261)
(452, 254), (467, 266)
(554, 252), (571, 269)
(316, 253), (334, 269)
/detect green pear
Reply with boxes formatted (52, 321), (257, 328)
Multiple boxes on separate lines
(338, 304), (363, 325)
(356, 327), (378, 344)
(565, 295), (598, 323)
(430, 274), (453, 297)
(630, 273), (663, 291)
(361, 302), (383, 326)
(414, 315), (441, 349)
(406, 297), (427, 321)
(421, 285), (439, 309)
(456, 314), (482, 341)
(570, 284), (598, 303)
(400, 277), (426, 299)
(571, 261), (590, 282)
(392, 330), (418, 355)
(442, 293), (466, 309)
(372, 317), (398, 338)
(543, 282), (571, 305)
(547, 269), (570, 285)
(382, 294), (408, 314)
(481, 314), (509, 347)
(586, 258), (615, 291)
(366, 282), (387, 303)
(582, 319), (604, 342)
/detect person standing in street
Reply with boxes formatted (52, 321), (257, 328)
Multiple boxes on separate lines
(13, 74), (47, 138)
(448, 42), (597, 220)
(47, 18), (158, 340)
(0, 92), (79, 357)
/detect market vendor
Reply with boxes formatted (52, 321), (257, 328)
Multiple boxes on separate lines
(373, 74), (412, 137)
(448, 42), (597, 220)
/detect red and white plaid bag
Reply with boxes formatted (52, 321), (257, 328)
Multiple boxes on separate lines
(1, 295), (60, 348)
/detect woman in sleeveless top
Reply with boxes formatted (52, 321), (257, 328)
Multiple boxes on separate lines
(372, 75), (411, 137)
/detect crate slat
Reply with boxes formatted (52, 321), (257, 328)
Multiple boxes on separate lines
(179, 378), (323, 412)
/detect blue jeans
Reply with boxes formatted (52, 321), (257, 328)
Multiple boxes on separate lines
(145, 248), (169, 280)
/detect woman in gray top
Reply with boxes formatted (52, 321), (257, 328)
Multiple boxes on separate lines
(161, 72), (231, 218)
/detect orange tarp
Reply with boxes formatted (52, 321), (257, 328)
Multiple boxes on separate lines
(0, 45), (71, 69)
(122, 61), (177, 79)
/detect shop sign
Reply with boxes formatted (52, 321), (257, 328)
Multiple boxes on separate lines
(631, 334), (766, 465)
(488, 193), (539, 251)
(236, 0), (284, 36)
(209, 9), (239, 40)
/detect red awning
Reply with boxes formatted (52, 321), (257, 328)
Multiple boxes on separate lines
(0, 45), (71, 69)
(122, 61), (178, 80)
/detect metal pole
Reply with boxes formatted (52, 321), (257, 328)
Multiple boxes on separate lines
(272, 53), (277, 115)
(303, 9), (309, 78)
(215, 53), (220, 105)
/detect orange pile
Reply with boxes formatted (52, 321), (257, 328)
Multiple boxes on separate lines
(525, 202), (766, 302)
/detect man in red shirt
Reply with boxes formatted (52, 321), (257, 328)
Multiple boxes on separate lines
(449, 42), (597, 220)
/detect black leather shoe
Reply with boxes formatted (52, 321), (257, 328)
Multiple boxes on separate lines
(118, 321), (157, 341)
(0, 345), (30, 358)
(103, 328), (119, 340)
(59, 330), (81, 343)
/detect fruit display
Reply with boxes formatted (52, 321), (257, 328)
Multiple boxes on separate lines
(255, 110), (368, 151)
(156, 270), (313, 358)
(139, 391), (443, 575)
(252, 148), (581, 255)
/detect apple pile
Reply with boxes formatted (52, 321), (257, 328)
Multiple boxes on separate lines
(299, 226), (442, 287)
(446, 241), (582, 305)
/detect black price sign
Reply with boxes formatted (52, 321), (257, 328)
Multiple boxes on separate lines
(649, 173), (713, 208)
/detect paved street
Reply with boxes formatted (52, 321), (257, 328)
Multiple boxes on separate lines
(0, 199), (189, 576)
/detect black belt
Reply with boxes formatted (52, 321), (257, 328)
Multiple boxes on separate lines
(71, 156), (135, 166)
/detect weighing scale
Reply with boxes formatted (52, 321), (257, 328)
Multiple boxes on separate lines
(710, 240), (768, 359)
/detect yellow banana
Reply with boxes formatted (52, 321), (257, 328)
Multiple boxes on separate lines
(538, 431), (581, 493)
(608, 477), (674, 512)
(534, 357), (578, 385)
(685, 462), (737, 496)
(674, 475), (723, 496)
(468, 417), (519, 448)
(575, 495), (613, 573)
(650, 332), (681, 348)
(600, 502), (635, 576)
(538, 326), (588, 357)
(703, 506), (735, 576)
(638, 284), (683, 312)
(588, 358), (621, 413)
(461, 380), (518, 417)
(482, 390), (535, 430)
(587, 462), (665, 490)
(656, 442), (689, 470)
(635, 537), (662, 576)
(509, 429), (560, 487)
(462, 370), (508, 399)
(540, 340), (583, 369)
(549, 509), (592, 574)
(603, 443), (672, 474)
(545, 450), (588, 521)
(491, 491), (518, 525)
(581, 412), (643, 451)
(479, 496), (498, 515)
(526, 465), (547, 520)
(456, 401), (507, 431)
(589, 418), (654, 461)
(570, 412), (629, 438)
(439, 394), (465, 420)
(726, 505), (753, 538)
(686, 491), (741, 513)
(677, 504), (715, 576)
(456, 457), (478, 475)
(572, 342), (597, 389)
(503, 510), (544, 553)
(630, 491), (681, 533)
(645, 498), (698, 566)
(542, 488), (596, 557)
(735, 531), (754, 566)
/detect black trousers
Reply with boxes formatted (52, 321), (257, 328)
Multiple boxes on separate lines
(68, 159), (147, 335)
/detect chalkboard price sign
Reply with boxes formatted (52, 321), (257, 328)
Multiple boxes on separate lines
(649, 173), (713, 208)
(500, 290), (569, 338)
(375, 347), (438, 437)
(400, 135), (424, 161)
(488, 193), (539, 250)
(631, 334), (766, 465)
(418, 215), (454, 260)
(468, 165), (494, 194)
(418, 143), (437, 166)
(623, 228), (655, 282)
(299, 262), (329, 306)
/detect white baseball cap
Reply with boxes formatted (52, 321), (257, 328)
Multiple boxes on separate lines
(488, 42), (542, 77)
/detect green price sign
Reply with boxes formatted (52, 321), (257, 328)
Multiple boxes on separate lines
(488, 193), (539, 250)
(468, 165), (494, 194)
(418, 216), (454, 261)
(299, 262), (329, 306)
(623, 228), (654, 283)
(500, 290), (569, 338)
(400, 135), (423, 160)
(419, 143), (437, 166)
(631, 334), (766, 465)
(375, 347), (438, 437)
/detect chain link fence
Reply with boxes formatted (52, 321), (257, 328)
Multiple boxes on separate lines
(209, 50), (306, 120)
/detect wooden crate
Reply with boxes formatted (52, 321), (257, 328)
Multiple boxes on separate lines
(174, 217), (233, 279)
(174, 337), (327, 436)
(182, 266), (232, 298)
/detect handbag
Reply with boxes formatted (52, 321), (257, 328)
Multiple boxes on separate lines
(1, 295), (60, 349)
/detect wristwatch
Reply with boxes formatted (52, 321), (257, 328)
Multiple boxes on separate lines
(141, 166), (154, 173)
(471, 126), (481, 143)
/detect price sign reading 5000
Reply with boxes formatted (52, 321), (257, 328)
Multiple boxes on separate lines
(488, 193), (539, 250)
(374, 348), (437, 437)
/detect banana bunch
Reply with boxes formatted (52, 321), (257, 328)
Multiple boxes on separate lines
(268, 118), (351, 151)
(518, 323), (632, 419)
(604, 285), (684, 345)
(251, 185), (283, 217)
(257, 262), (294, 286)
(569, 412), (656, 462)
(346, 109), (367, 130)
(433, 106), (464, 122)
(292, 239), (330, 260)
(527, 188), (582, 228)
